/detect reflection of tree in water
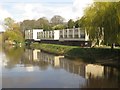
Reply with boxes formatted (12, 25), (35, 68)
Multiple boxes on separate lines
(3, 46), (24, 69)
(20, 59), (49, 71)
(22, 49), (49, 70)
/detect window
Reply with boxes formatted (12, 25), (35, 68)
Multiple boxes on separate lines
(80, 34), (85, 38)
(69, 30), (72, 32)
(74, 35), (79, 38)
(64, 35), (67, 38)
(69, 35), (73, 38)
(74, 29), (78, 32)
(60, 35), (63, 38)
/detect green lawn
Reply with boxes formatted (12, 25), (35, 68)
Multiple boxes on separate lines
(31, 43), (120, 63)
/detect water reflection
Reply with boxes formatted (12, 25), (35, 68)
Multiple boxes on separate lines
(3, 46), (24, 69)
(2, 47), (120, 88)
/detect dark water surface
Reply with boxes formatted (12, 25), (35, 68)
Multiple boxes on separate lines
(1, 46), (120, 88)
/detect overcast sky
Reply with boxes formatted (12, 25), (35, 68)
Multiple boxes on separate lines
(0, 0), (93, 32)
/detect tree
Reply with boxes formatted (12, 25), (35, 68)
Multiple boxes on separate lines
(75, 19), (81, 28)
(35, 17), (51, 30)
(20, 20), (36, 31)
(3, 17), (24, 43)
(80, 2), (120, 48)
(3, 26), (24, 43)
(52, 24), (65, 30)
(50, 15), (65, 26)
(67, 19), (74, 28)
(4, 17), (14, 30)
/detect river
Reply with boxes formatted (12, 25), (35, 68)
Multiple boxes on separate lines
(1, 46), (120, 88)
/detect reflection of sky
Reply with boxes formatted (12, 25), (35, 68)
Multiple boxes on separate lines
(2, 49), (86, 88)
(2, 65), (85, 88)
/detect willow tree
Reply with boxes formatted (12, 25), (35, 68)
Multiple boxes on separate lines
(102, 2), (120, 48)
(115, 2), (120, 45)
(80, 2), (120, 48)
(81, 3), (105, 46)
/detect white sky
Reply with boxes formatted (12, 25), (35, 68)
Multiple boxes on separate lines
(0, 0), (94, 32)
(0, 25), (4, 32)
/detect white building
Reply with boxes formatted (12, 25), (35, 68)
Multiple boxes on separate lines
(37, 30), (60, 40)
(59, 28), (89, 41)
(25, 29), (43, 41)
(36, 28), (89, 41)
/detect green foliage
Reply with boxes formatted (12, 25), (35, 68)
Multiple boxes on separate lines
(67, 19), (74, 28)
(35, 17), (50, 30)
(3, 17), (24, 44)
(75, 20), (81, 28)
(31, 43), (77, 55)
(20, 20), (36, 30)
(80, 2), (120, 47)
(4, 17), (14, 29)
(31, 43), (120, 63)
(52, 24), (65, 30)
(3, 30), (24, 43)
(20, 15), (66, 31)
(117, 33), (120, 44)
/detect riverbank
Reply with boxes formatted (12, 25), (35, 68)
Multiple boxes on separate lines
(31, 43), (120, 66)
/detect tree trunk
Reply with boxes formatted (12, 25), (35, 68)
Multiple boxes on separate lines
(111, 43), (115, 49)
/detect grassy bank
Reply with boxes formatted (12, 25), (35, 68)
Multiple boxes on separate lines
(31, 42), (77, 55)
(31, 43), (120, 65)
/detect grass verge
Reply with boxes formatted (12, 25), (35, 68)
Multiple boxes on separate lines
(31, 43), (120, 64)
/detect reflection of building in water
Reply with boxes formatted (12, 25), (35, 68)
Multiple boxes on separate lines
(24, 49), (33, 62)
(24, 49), (41, 61)
(60, 58), (86, 77)
(83, 65), (119, 88)
(85, 64), (104, 79)
(25, 49), (86, 76)
(33, 49), (41, 61)
(37, 51), (64, 68)
(24, 49), (119, 86)
(104, 66), (119, 79)
(24, 49), (105, 78)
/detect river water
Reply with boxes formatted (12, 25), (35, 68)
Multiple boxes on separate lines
(1, 46), (120, 88)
